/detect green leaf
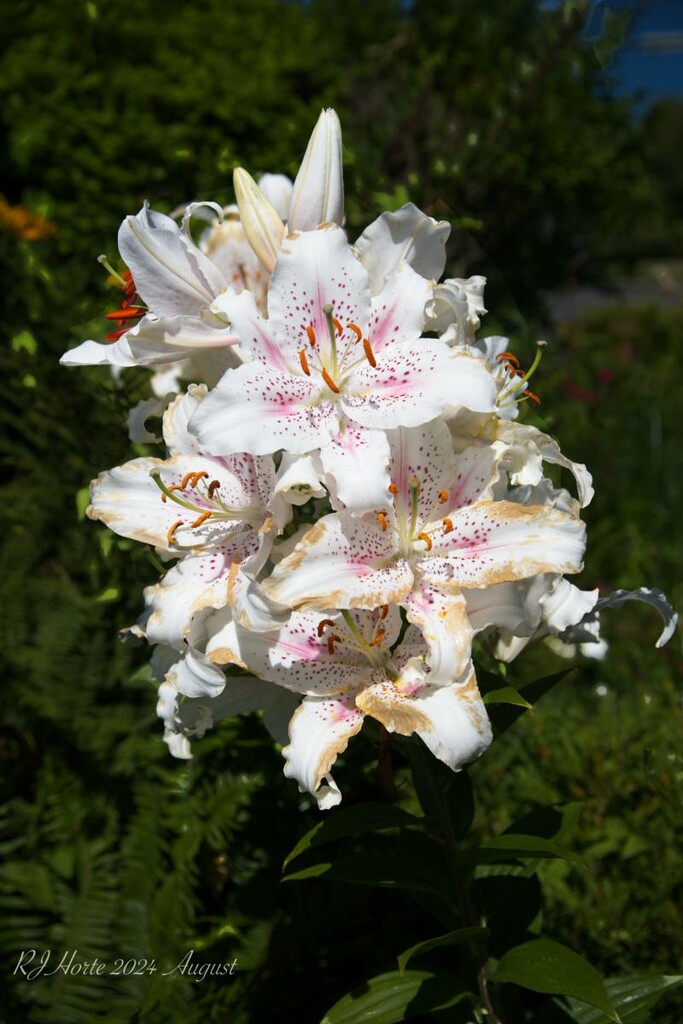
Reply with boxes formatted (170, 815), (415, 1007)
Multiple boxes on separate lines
(483, 685), (533, 709)
(563, 974), (683, 1023)
(488, 672), (572, 735)
(472, 833), (583, 865)
(283, 853), (451, 898)
(397, 928), (489, 974)
(493, 939), (619, 1021)
(320, 970), (472, 1024)
(283, 802), (418, 869)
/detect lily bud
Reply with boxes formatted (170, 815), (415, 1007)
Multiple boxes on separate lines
(233, 167), (285, 273)
(288, 108), (344, 231)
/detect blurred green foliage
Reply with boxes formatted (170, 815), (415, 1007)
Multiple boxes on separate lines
(1, 0), (681, 1020)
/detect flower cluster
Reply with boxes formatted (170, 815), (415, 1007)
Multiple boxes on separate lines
(62, 110), (677, 809)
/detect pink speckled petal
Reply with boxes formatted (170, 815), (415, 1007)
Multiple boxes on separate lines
(419, 501), (586, 590)
(189, 360), (340, 456)
(367, 261), (432, 353)
(319, 426), (391, 516)
(405, 585), (473, 684)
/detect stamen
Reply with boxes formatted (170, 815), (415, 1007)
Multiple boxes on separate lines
(191, 511), (212, 529)
(525, 389), (541, 406)
(332, 316), (343, 335)
(299, 349), (311, 376)
(207, 480), (221, 499)
(496, 351), (520, 367)
(346, 322), (362, 341)
(362, 338), (377, 367)
(106, 327), (130, 342)
(317, 618), (336, 637)
(167, 520), (184, 545)
(321, 367), (340, 394)
(369, 629), (386, 647)
(160, 483), (185, 503)
(180, 471), (196, 490)
(306, 324), (316, 347)
(442, 517), (454, 534)
(105, 307), (145, 321)
(377, 511), (389, 532)
(379, 604), (389, 620)
(97, 254), (128, 289)
(388, 482), (398, 495)
(327, 634), (341, 655)
(438, 489), (449, 505)
(418, 532), (432, 551)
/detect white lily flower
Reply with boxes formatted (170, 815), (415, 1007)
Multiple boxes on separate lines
(207, 607), (490, 808)
(233, 168), (286, 273)
(190, 225), (496, 457)
(354, 203), (451, 295)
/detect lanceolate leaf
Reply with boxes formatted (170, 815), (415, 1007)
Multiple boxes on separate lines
(283, 854), (451, 899)
(488, 671), (572, 734)
(397, 927), (489, 974)
(483, 685), (533, 709)
(563, 974), (683, 1023)
(471, 833), (583, 866)
(493, 939), (619, 1021)
(283, 802), (418, 869)
(320, 970), (472, 1024)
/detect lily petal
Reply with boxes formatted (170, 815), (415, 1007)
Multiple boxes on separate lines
(405, 586), (473, 684)
(283, 692), (364, 809)
(354, 203), (450, 295)
(319, 427), (391, 516)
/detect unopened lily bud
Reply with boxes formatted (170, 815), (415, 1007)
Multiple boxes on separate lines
(233, 167), (285, 273)
(288, 108), (344, 231)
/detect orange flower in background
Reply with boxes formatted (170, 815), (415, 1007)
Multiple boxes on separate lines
(0, 195), (56, 241)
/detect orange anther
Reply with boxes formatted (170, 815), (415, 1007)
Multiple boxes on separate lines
(379, 604), (389, 620)
(207, 480), (221, 499)
(438, 489), (449, 504)
(442, 517), (454, 534)
(418, 532), (432, 551)
(388, 483), (398, 495)
(180, 472), (196, 490)
(105, 307), (145, 321)
(167, 519), (184, 545)
(161, 483), (184, 503)
(191, 511), (212, 529)
(525, 389), (541, 406)
(321, 368), (340, 394)
(496, 351), (520, 367)
(369, 629), (386, 647)
(346, 322), (362, 341)
(317, 618), (336, 637)
(327, 634), (341, 655)
(299, 349), (311, 376)
(306, 324), (316, 347)
(332, 316), (343, 335)
(362, 338), (377, 367)
(377, 511), (389, 532)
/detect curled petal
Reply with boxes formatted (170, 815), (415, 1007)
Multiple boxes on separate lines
(283, 692), (363, 809)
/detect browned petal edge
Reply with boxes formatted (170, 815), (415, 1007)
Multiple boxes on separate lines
(355, 688), (432, 735)
(283, 697), (364, 793)
(208, 646), (246, 669)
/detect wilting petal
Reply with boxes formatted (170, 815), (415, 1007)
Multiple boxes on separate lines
(421, 501), (586, 590)
(283, 692), (364, 809)
(166, 645), (226, 698)
(189, 360), (340, 456)
(354, 203), (450, 295)
(319, 427), (391, 516)
(426, 276), (487, 346)
(561, 586), (679, 650)
(405, 586), (473, 684)
(118, 203), (227, 317)
(540, 578), (600, 634)
(127, 397), (167, 443)
(288, 109), (344, 231)
(233, 167), (285, 273)
(497, 421), (594, 509)
(264, 514), (413, 610)
(268, 226), (370, 360)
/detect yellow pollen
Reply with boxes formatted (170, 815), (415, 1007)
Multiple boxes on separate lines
(317, 618), (336, 637)
(377, 511), (389, 532)
(442, 517), (454, 534)
(362, 338), (377, 367)
(306, 324), (316, 347)
(167, 519), (184, 545)
(191, 511), (212, 529)
(388, 482), (398, 495)
(438, 489), (449, 504)
(321, 367), (340, 393)
(418, 532), (432, 551)
(207, 480), (221, 499)
(299, 349), (311, 376)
